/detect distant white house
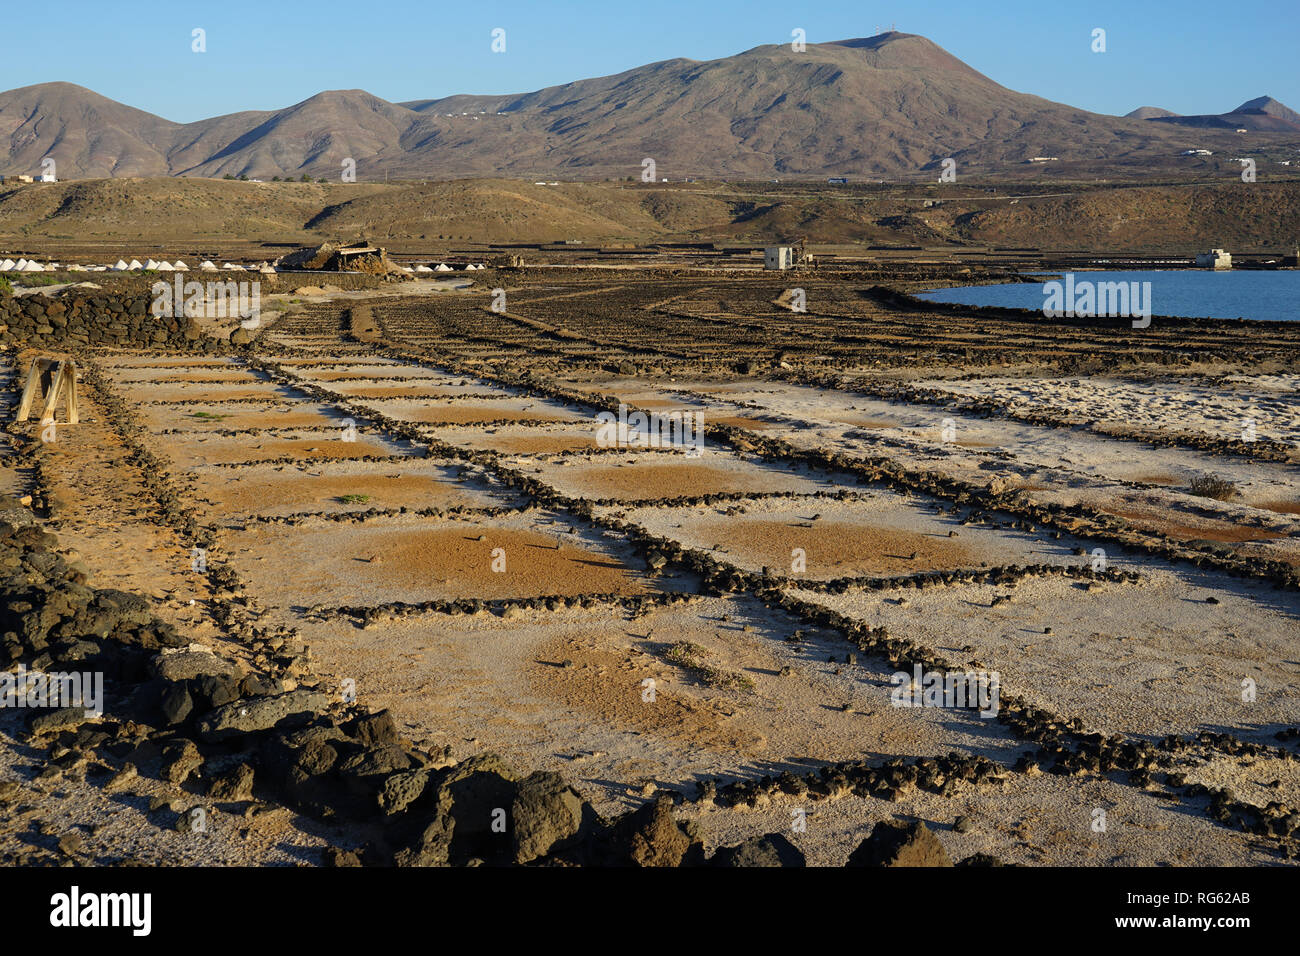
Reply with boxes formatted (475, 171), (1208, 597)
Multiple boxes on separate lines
(38, 172), (56, 182)
(1196, 248), (1232, 270)
(765, 246), (796, 271)
(1182, 149), (1213, 156)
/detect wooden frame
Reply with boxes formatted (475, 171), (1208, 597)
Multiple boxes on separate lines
(15, 356), (78, 425)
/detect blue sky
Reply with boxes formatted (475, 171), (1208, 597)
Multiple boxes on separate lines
(5, 0), (1296, 123)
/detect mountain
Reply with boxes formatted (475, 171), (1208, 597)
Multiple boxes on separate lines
(0, 82), (178, 177)
(1236, 95), (1300, 127)
(3, 34), (1298, 182)
(1134, 95), (1300, 132)
(1126, 106), (1179, 120)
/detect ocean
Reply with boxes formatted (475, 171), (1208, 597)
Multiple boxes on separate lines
(917, 270), (1300, 324)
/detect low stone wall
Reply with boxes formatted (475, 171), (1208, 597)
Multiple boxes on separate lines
(0, 292), (208, 349)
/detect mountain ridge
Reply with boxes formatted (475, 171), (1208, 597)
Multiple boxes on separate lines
(3, 33), (1297, 182)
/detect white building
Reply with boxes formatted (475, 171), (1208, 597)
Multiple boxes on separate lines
(764, 246), (795, 271)
(1195, 248), (1232, 270)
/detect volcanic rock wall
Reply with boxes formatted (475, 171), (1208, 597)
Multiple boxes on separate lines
(0, 292), (207, 349)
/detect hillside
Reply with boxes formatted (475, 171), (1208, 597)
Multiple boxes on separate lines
(954, 182), (1300, 251)
(3, 177), (1299, 254)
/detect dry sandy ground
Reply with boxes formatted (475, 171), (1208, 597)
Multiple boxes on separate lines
(800, 570), (1300, 744)
(5, 298), (1298, 866)
(918, 374), (1300, 448)
(677, 773), (1285, 867)
(599, 377), (1300, 562)
(290, 598), (1026, 818)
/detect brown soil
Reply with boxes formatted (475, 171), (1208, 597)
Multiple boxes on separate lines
(100, 358), (234, 368)
(233, 524), (648, 600)
(442, 433), (608, 455)
(711, 416), (776, 430)
(194, 470), (494, 515)
(117, 371), (264, 384)
(534, 635), (766, 752)
(614, 398), (686, 410)
(299, 370), (446, 382)
(161, 436), (401, 466)
(141, 385), (302, 403)
(138, 405), (349, 432)
(1131, 474), (1179, 486)
(697, 518), (979, 575)
(1108, 507), (1285, 544)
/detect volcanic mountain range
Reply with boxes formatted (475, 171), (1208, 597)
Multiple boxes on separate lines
(2, 32), (1297, 182)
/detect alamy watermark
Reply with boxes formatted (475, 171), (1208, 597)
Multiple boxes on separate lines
(890, 664), (1000, 718)
(1, 663), (103, 717)
(1043, 273), (1152, 329)
(595, 404), (704, 456)
(152, 276), (261, 328)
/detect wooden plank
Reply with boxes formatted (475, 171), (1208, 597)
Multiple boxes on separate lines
(38, 360), (64, 424)
(62, 363), (78, 424)
(15, 360), (41, 422)
(15, 355), (78, 425)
